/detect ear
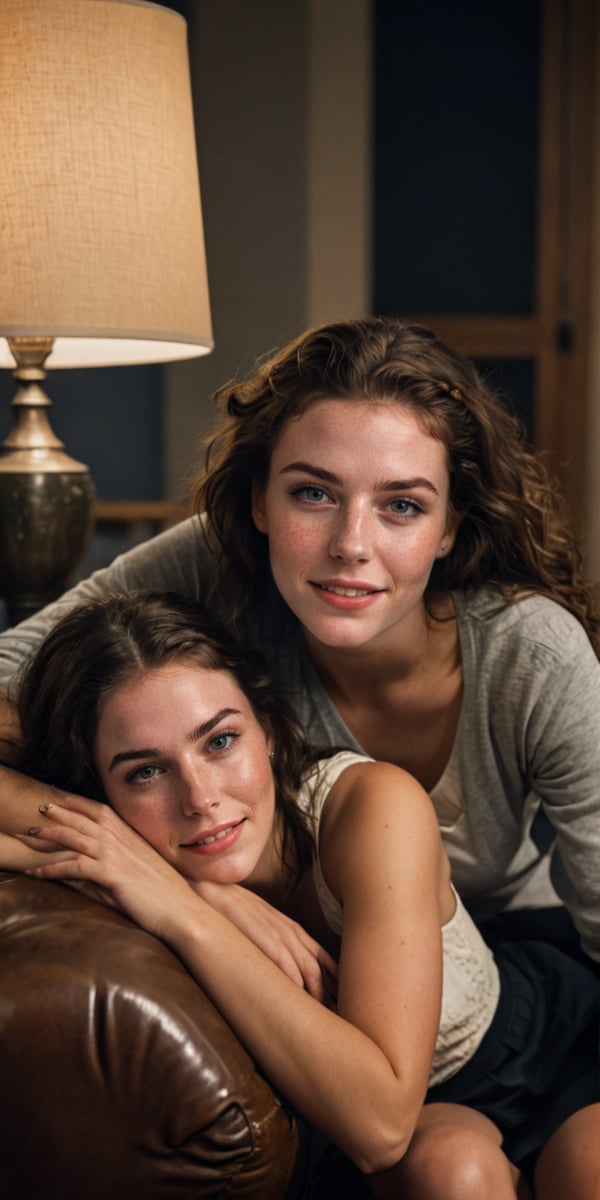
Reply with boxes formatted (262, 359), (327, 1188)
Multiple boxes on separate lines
(251, 479), (268, 534)
(435, 520), (458, 559)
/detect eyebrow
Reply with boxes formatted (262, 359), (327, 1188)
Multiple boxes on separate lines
(280, 460), (440, 495)
(107, 707), (241, 771)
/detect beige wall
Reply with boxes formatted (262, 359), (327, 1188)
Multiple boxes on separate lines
(163, 0), (371, 498)
(306, 0), (371, 326)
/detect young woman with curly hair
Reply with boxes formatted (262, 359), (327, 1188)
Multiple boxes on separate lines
(1, 316), (599, 1194)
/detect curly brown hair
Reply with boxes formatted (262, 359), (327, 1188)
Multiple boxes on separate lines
(15, 591), (316, 878)
(194, 316), (598, 648)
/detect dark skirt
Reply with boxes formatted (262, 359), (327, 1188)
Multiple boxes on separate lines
(426, 939), (600, 1176)
(286, 935), (600, 1197)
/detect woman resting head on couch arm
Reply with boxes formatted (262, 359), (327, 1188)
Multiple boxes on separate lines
(8, 589), (600, 1200)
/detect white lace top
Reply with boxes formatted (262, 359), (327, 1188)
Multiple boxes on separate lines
(300, 751), (501, 1087)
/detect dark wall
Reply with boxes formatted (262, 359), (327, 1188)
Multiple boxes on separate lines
(373, 0), (541, 317)
(373, 0), (541, 437)
(0, 366), (162, 502)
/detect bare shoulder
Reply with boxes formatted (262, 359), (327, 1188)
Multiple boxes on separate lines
(319, 759), (443, 899)
(322, 758), (437, 830)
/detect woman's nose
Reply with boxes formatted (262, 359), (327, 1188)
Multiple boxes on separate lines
(328, 502), (372, 563)
(179, 763), (220, 817)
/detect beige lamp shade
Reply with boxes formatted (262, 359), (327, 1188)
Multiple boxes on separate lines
(0, 0), (213, 368)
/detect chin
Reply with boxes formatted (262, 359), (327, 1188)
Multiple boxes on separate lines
(305, 619), (378, 649)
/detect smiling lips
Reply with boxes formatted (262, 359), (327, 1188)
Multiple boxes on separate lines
(181, 818), (245, 855)
(318, 584), (374, 597)
(311, 580), (383, 607)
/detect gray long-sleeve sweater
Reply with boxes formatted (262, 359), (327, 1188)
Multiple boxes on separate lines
(2, 516), (599, 958)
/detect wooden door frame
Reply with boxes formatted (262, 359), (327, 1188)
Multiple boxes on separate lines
(404, 0), (598, 537)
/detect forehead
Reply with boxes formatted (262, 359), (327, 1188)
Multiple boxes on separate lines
(98, 663), (248, 723)
(272, 397), (448, 470)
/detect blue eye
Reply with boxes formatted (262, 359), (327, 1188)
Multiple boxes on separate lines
(207, 732), (237, 753)
(388, 498), (422, 517)
(127, 763), (161, 784)
(291, 485), (331, 504)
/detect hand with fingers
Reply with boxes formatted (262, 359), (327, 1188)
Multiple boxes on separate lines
(0, 764), (79, 851)
(16, 796), (195, 939)
(17, 795), (338, 1005)
(193, 880), (338, 1005)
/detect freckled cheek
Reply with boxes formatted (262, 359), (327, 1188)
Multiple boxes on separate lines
(230, 757), (275, 816)
(109, 794), (172, 850)
(397, 547), (441, 580)
(266, 515), (326, 572)
(385, 526), (448, 574)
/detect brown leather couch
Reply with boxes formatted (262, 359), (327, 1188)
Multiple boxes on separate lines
(0, 871), (300, 1199)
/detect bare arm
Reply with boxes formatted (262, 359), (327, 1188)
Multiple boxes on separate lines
(192, 880), (337, 1002)
(0, 685), (82, 850)
(0, 695), (66, 846)
(21, 762), (446, 1174)
(0, 763), (70, 840)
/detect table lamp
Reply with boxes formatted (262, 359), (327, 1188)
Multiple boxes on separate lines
(0, 0), (213, 624)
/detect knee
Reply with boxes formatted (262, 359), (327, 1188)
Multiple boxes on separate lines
(397, 1124), (513, 1200)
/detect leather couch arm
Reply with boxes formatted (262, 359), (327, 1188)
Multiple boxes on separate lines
(0, 873), (298, 1199)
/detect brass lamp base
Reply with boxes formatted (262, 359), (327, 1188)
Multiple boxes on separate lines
(0, 338), (95, 626)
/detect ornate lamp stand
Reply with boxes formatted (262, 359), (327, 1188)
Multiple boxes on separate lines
(0, 338), (94, 624)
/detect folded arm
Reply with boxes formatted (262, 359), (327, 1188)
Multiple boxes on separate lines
(0, 772), (336, 1000)
(20, 762), (445, 1174)
(193, 879), (337, 1002)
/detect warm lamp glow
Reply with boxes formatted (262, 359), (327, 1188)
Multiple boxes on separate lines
(0, 0), (213, 623)
(0, 0), (213, 367)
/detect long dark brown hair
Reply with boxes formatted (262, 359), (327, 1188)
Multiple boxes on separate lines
(194, 316), (598, 648)
(15, 591), (316, 876)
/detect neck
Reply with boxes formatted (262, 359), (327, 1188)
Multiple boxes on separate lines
(304, 595), (456, 703)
